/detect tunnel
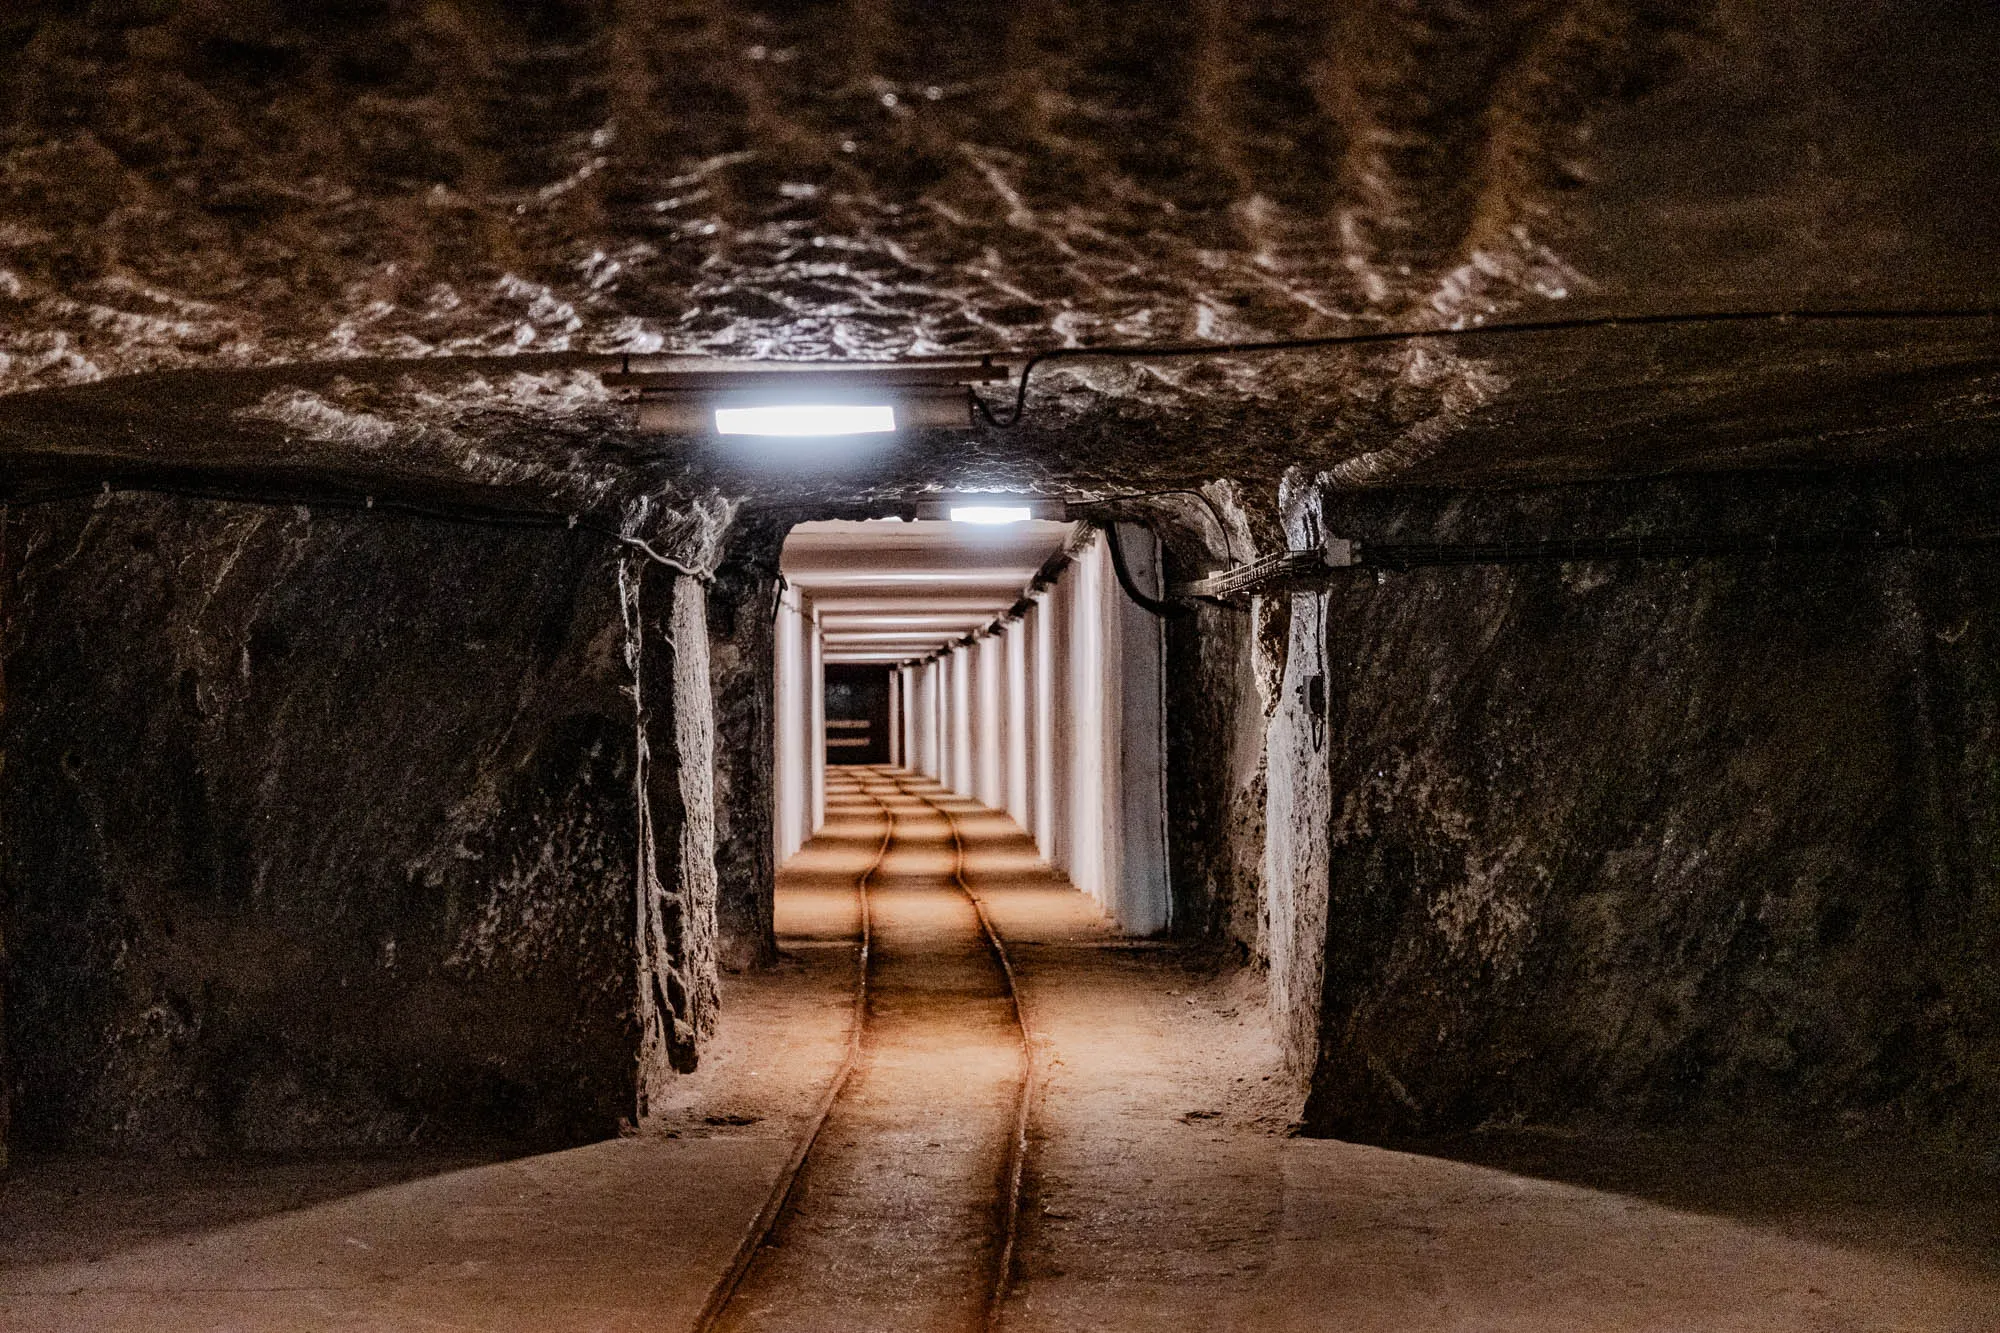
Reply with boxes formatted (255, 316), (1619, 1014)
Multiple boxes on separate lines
(777, 516), (1170, 936)
(2, 1), (1999, 1329)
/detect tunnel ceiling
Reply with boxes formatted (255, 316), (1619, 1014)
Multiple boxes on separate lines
(1, 0), (1997, 516)
(784, 519), (1075, 663)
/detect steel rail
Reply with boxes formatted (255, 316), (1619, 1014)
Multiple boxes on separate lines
(896, 774), (1037, 1330)
(693, 775), (893, 1333)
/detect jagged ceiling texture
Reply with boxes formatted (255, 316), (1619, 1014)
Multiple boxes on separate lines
(1, 0), (1996, 508)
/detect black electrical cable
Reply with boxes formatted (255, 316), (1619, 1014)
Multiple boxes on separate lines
(968, 306), (2000, 429)
(1099, 520), (1190, 618)
(1069, 488), (1237, 564)
(1, 480), (716, 579)
(1357, 528), (2000, 571)
(5, 480), (578, 529)
(1179, 526), (2000, 596)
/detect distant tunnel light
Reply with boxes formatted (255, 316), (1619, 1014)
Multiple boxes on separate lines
(714, 403), (897, 436)
(950, 505), (1034, 525)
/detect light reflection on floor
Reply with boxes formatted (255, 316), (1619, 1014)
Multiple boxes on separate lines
(2, 772), (1994, 1330)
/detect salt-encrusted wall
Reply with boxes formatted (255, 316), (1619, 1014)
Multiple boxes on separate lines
(1, 495), (715, 1155)
(706, 517), (786, 970)
(1282, 463), (2000, 1148)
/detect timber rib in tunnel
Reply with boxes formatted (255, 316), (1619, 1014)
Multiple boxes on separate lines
(4, 0), (2000, 1327)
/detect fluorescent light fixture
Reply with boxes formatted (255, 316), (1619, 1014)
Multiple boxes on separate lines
(950, 505), (1034, 525)
(824, 630), (968, 641)
(714, 403), (896, 436)
(607, 359), (1008, 437)
(915, 494), (1068, 522)
(788, 569), (1041, 586)
(818, 614), (997, 628)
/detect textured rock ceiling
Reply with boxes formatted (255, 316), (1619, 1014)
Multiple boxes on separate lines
(0, 0), (1996, 514)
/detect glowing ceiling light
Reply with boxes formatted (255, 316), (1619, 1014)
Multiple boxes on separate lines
(606, 359), (1009, 439)
(914, 495), (1068, 522)
(714, 403), (896, 436)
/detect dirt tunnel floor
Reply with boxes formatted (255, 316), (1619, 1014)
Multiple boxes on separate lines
(3, 768), (1998, 1330)
(714, 771), (1024, 1332)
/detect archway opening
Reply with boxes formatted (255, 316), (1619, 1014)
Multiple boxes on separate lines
(773, 516), (1171, 936)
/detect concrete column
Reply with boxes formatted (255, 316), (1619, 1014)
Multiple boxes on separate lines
(1030, 592), (1056, 860)
(1041, 528), (1170, 935)
(916, 661), (927, 777)
(898, 664), (911, 769)
(934, 654), (951, 787)
(1005, 617), (1030, 827)
(1068, 536), (1110, 902)
(0, 528), (6, 1173)
(933, 657), (948, 783)
(966, 638), (980, 799)
(976, 632), (1004, 810)
(1111, 523), (1170, 936)
(1045, 575), (1075, 876)
(773, 586), (809, 861)
(950, 644), (974, 796)
(933, 656), (948, 785)
(887, 666), (903, 767)
(809, 610), (825, 833)
(897, 664), (916, 770)
(917, 659), (940, 779)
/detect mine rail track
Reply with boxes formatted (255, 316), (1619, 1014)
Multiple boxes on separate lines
(692, 775), (888, 1333)
(896, 774), (1038, 1328)
(695, 770), (1036, 1333)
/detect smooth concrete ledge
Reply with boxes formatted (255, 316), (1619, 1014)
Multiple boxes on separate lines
(0, 887), (869, 1333)
(0, 1138), (790, 1332)
(1237, 1139), (2000, 1332)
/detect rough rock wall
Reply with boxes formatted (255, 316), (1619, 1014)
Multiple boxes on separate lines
(1, 496), (691, 1155)
(1265, 481), (1337, 1073)
(1165, 598), (1252, 941)
(0, 579), (6, 1170)
(621, 542), (723, 1096)
(706, 516), (787, 970)
(1292, 464), (2000, 1147)
(1159, 488), (1279, 950)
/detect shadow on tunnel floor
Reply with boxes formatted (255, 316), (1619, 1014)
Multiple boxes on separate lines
(0, 1147), (520, 1270)
(1352, 1126), (2000, 1281)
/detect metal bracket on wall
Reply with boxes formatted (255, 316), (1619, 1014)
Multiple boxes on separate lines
(1172, 527), (2000, 599)
(1171, 533), (1358, 599)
